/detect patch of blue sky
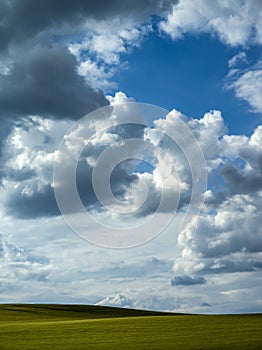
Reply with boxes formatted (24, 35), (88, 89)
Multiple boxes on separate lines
(114, 31), (261, 135)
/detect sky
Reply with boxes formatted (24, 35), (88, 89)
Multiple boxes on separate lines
(0, 0), (262, 314)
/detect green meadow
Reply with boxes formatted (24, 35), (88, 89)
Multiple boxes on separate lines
(0, 304), (261, 349)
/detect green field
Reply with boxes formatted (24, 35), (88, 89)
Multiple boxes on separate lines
(0, 304), (261, 349)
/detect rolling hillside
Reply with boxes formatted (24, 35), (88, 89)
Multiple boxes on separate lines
(0, 304), (261, 349)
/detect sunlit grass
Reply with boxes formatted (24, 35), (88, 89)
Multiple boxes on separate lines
(0, 304), (261, 349)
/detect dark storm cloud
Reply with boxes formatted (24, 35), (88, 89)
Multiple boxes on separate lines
(5, 184), (60, 218)
(0, 0), (177, 53)
(0, 121), (13, 157)
(171, 275), (206, 286)
(0, 0), (178, 120)
(221, 164), (262, 194)
(0, 46), (108, 120)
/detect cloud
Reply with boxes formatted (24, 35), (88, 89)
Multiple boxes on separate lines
(70, 23), (151, 90)
(0, 1), (178, 96)
(163, 121), (262, 279)
(222, 129), (262, 173)
(1, 98), (261, 225)
(96, 292), (183, 312)
(0, 0), (177, 53)
(0, 1), (180, 123)
(0, 1), (178, 122)
(1, 98), (261, 282)
(0, 233), (52, 285)
(228, 52), (247, 69)
(0, 93), (146, 218)
(160, 0), (262, 46)
(0, 116), (74, 218)
(96, 293), (135, 308)
(226, 66), (262, 113)
(87, 256), (173, 279)
(158, 1), (262, 112)
(1, 215), (261, 313)
(186, 110), (227, 171)
(0, 45), (108, 120)
(220, 125), (262, 194)
(171, 275), (206, 286)
(221, 163), (262, 194)
(174, 192), (262, 277)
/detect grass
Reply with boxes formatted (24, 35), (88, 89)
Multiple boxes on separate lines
(0, 304), (261, 349)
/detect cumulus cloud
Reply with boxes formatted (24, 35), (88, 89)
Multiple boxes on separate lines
(174, 192), (262, 277)
(221, 163), (262, 194)
(52, 96), (203, 230)
(0, 98), (194, 221)
(0, 116), (70, 218)
(220, 125), (262, 194)
(96, 292), (182, 312)
(1, 96), (261, 227)
(160, 0), (262, 46)
(96, 293), (136, 308)
(1, 93), (261, 299)
(149, 114), (262, 279)
(70, 23), (151, 90)
(0, 93), (146, 218)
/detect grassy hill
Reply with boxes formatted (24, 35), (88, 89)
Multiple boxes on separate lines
(0, 304), (261, 349)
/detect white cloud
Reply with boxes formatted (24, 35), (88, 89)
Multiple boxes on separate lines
(96, 293), (135, 308)
(77, 59), (116, 90)
(160, 0), (262, 46)
(219, 125), (262, 194)
(228, 52), (247, 68)
(68, 21), (151, 90)
(0, 233), (53, 301)
(186, 110), (227, 170)
(96, 292), (183, 312)
(0, 116), (73, 217)
(158, 1), (262, 112)
(227, 67), (262, 113)
(174, 192), (262, 278)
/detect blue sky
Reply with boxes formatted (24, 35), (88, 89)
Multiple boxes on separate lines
(0, 0), (262, 314)
(116, 32), (260, 135)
